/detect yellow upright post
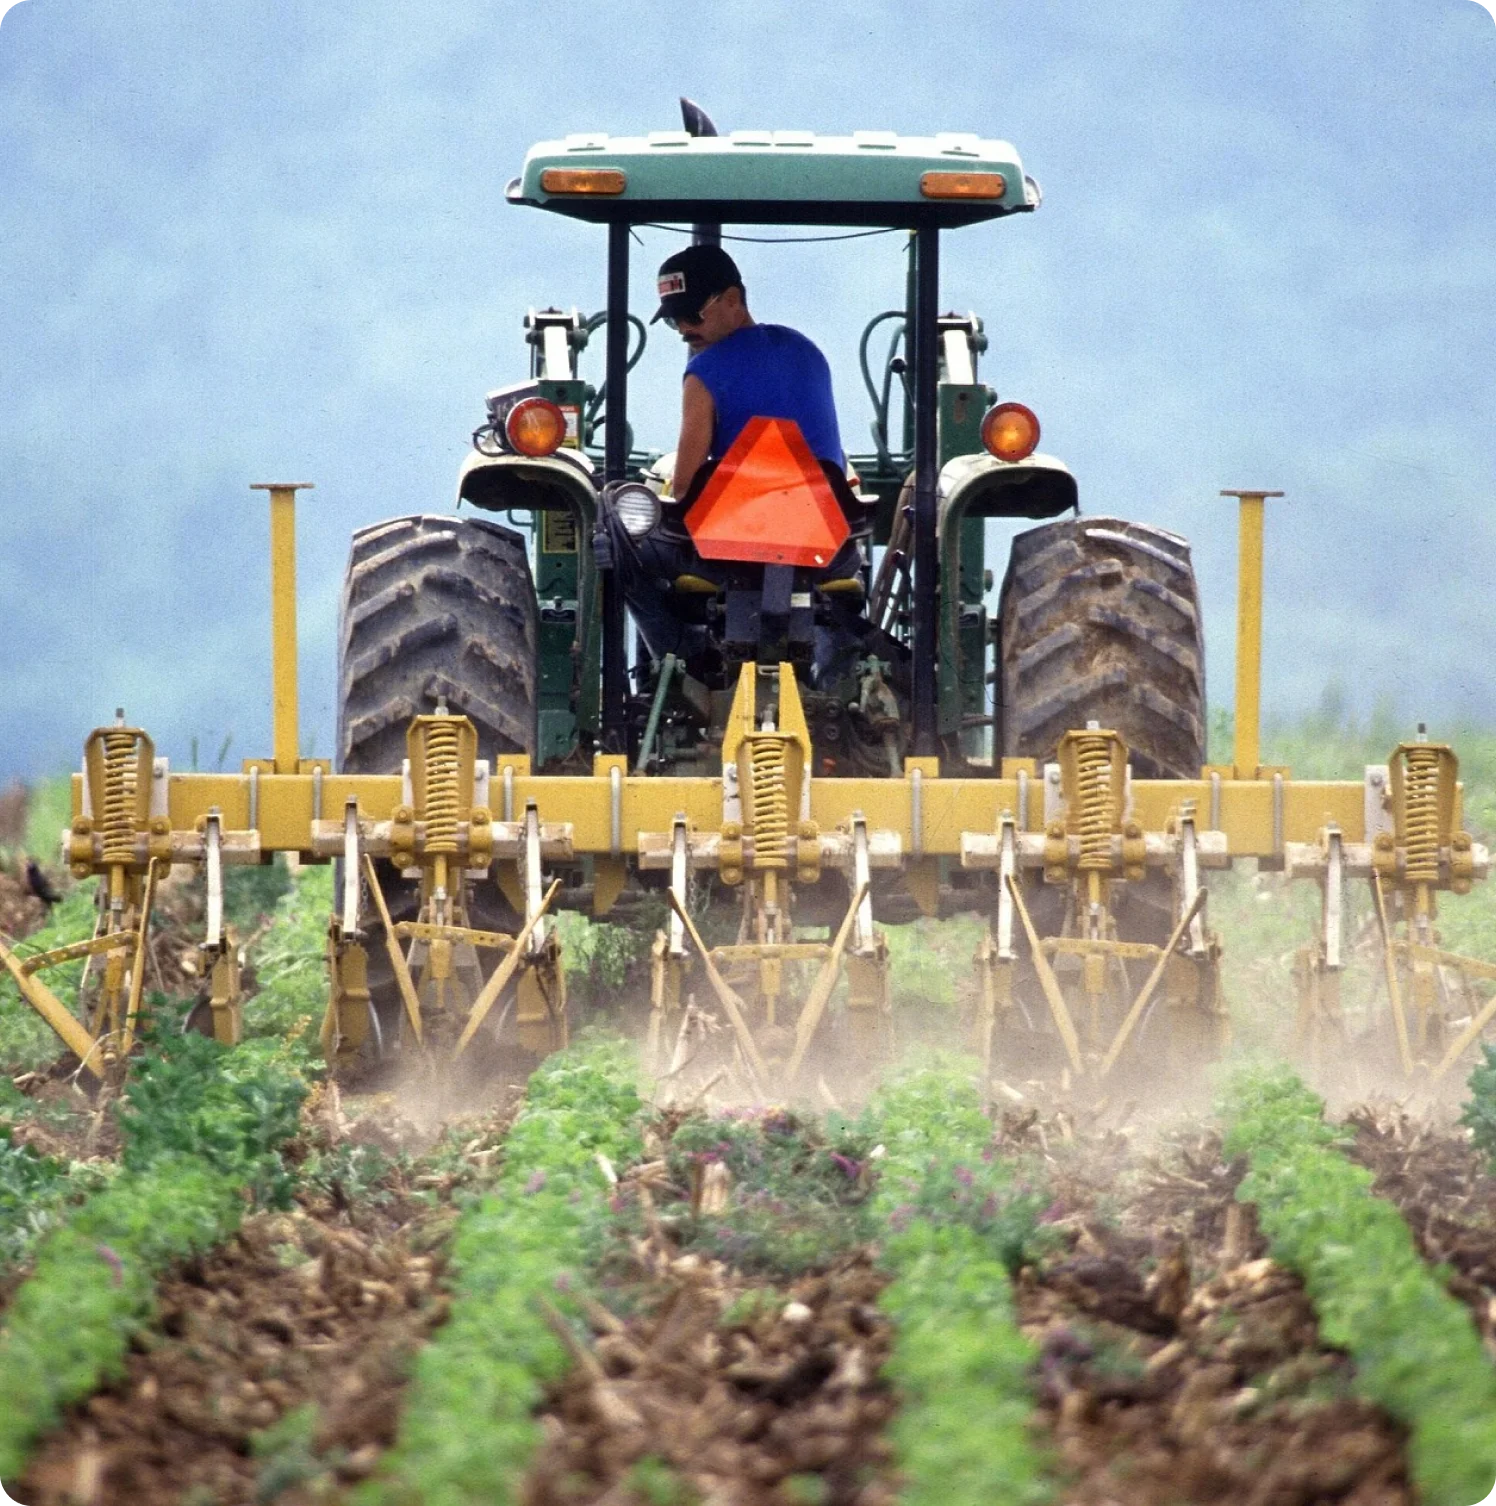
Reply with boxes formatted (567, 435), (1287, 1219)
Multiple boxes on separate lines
(252, 483), (314, 774)
(1221, 489), (1282, 780)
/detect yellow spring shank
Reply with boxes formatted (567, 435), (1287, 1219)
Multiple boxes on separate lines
(422, 718), (462, 855)
(1074, 733), (1116, 871)
(100, 728), (141, 866)
(748, 734), (789, 869)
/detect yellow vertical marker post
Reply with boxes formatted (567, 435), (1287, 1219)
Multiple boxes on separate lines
(252, 483), (314, 774)
(1221, 489), (1283, 781)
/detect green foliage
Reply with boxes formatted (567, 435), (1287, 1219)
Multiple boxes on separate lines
(659, 1108), (878, 1277)
(863, 1057), (1052, 1506)
(557, 912), (649, 996)
(119, 1021), (308, 1207)
(0, 880), (98, 1071)
(224, 854), (294, 934)
(245, 863), (334, 1059)
(0, 1014), (312, 1480)
(625, 1454), (698, 1506)
(22, 775), (73, 865)
(0, 1153), (246, 1479)
(1460, 1043), (1496, 1171)
(251, 1402), (337, 1503)
(1221, 1065), (1496, 1506)
(359, 1037), (644, 1506)
(882, 915), (984, 1016)
(0, 1130), (110, 1269)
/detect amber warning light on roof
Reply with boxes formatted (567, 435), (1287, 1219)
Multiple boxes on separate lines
(685, 418), (850, 567)
(539, 167), (628, 196)
(920, 170), (1006, 199)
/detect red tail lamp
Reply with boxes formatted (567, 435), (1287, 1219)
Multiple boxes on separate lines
(981, 402), (1041, 463)
(506, 397), (567, 457)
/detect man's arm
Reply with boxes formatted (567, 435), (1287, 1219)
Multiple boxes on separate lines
(672, 374), (715, 499)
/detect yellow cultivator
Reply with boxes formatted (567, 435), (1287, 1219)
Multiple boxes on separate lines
(3, 483), (1490, 1094)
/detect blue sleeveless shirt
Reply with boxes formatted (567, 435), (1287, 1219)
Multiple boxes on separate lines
(685, 324), (843, 465)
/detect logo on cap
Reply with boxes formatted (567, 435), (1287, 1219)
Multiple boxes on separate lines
(657, 272), (687, 298)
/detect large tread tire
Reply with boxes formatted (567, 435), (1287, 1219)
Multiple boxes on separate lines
(337, 513), (538, 1046)
(338, 514), (537, 774)
(998, 515), (1205, 779)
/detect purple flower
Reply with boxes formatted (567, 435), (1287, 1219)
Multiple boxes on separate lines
(524, 1169), (547, 1195)
(888, 1203), (914, 1233)
(953, 1165), (974, 1188)
(829, 1152), (862, 1180)
(1038, 1199), (1068, 1224)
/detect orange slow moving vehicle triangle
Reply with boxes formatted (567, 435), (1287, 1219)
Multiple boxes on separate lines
(684, 417), (850, 567)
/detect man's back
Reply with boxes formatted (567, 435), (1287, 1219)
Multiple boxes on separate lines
(685, 323), (843, 469)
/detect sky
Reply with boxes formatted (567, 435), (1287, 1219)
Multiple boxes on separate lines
(1, 0), (1493, 778)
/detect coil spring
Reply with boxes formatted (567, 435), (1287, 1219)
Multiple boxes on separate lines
(423, 718), (461, 854)
(749, 736), (789, 869)
(1402, 745), (1441, 883)
(1074, 733), (1116, 871)
(100, 729), (140, 866)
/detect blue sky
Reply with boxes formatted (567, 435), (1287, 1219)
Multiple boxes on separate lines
(1, 0), (1493, 777)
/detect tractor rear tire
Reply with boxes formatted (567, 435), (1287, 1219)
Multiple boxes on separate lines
(998, 515), (1205, 779)
(337, 513), (537, 1048)
(998, 513), (1207, 974)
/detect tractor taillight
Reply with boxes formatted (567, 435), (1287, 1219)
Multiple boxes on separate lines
(920, 170), (1006, 200)
(506, 398), (567, 457)
(540, 167), (627, 196)
(981, 402), (1040, 463)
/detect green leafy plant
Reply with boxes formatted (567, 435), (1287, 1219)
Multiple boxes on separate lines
(1460, 1042), (1496, 1171)
(1222, 1065), (1496, 1506)
(0, 1127), (116, 1271)
(358, 1036), (644, 1506)
(659, 1108), (878, 1277)
(863, 1057), (1053, 1506)
(0, 1016), (311, 1479)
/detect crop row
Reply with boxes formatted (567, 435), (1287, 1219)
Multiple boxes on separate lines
(0, 1026), (308, 1480)
(357, 1037), (645, 1506)
(1221, 1067), (1496, 1506)
(864, 1063), (1053, 1506)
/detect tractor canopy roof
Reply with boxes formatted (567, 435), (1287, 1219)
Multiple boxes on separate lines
(508, 130), (1037, 228)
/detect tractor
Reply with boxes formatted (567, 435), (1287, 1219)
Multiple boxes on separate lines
(11, 104), (1494, 1096)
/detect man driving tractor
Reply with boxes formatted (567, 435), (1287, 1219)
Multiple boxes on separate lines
(599, 241), (864, 683)
(650, 243), (845, 498)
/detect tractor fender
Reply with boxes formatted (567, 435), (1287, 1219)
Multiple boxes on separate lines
(936, 450), (1078, 527)
(457, 447), (600, 531)
(933, 451), (1078, 742)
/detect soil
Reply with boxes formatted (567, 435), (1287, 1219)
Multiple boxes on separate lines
(524, 1252), (898, 1506)
(1001, 1108), (1412, 1505)
(0, 867), (49, 943)
(1344, 1104), (1496, 1349)
(0, 1058), (1472, 1506)
(14, 1095), (515, 1506)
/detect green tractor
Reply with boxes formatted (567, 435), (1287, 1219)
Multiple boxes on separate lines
(335, 101), (1208, 1082)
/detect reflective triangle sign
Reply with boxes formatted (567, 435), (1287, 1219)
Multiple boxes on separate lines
(684, 417), (850, 567)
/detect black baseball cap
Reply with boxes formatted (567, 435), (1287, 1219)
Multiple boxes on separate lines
(651, 244), (743, 324)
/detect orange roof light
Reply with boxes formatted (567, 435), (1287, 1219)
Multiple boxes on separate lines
(506, 397), (567, 457)
(685, 418), (849, 568)
(920, 170), (1006, 200)
(539, 167), (627, 196)
(981, 402), (1041, 463)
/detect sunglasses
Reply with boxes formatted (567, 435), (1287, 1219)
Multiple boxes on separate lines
(662, 291), (722, 331)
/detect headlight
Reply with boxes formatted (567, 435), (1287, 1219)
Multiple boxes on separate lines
(611, 482), (661, 539)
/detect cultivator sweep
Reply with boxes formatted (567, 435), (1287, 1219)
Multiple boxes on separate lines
(8, 113), (1494, 1091)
